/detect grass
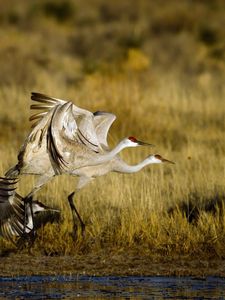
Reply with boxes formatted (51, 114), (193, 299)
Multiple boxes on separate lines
(0, 0), (225, 259)
(0, 75), (225, 258)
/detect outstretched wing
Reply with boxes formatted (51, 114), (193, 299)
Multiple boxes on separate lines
(15, 92), (116, 176)
(93, 111), (116, 148)
(30, 92), (102, 152)
(49, 102), (102, 171)
(0, 177), (25, 242)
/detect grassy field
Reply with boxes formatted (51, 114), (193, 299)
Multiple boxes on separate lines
(0, 0), (225, 259)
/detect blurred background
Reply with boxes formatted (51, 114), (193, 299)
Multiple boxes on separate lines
(0, 0), (224, 85)
(0, 0), (224, 153)
(0, 0), (224, 141)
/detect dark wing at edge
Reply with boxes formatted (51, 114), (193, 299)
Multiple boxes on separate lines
(0, 177), (25, 242)
(47, 104), (69, 174)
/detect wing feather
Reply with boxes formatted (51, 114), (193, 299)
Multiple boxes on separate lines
(0, 177), (25, 241)
(50, 101), (101, 161)
(30, 92), (66, 126)
(29, 112), (48, 122)
(12, 93), (117, 180)
(30, 92), (103, 152)
(93, 111), (116, 147)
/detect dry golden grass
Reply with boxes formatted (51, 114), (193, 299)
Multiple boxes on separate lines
(0, 0), (225, 257)
(0, 73), (225, 257)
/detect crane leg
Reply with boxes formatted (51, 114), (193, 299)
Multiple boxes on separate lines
(68, 192), (85, 237)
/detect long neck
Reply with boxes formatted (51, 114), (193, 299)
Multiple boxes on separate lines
(90, 140), (127, 165)
(114, 157), (153, 173)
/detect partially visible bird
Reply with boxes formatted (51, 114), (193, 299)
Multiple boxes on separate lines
(16, 199), (61, 249)
(0, 176), (60, 245)
(21, 199), (60, 234)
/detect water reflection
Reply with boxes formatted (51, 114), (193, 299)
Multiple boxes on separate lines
(0, 275), (225, 299)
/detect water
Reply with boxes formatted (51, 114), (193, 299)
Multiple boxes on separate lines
(0, 275), (225, 299)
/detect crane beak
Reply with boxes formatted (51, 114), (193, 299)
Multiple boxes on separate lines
(161, 157), (175, 164)
(137, 140), (154, 147)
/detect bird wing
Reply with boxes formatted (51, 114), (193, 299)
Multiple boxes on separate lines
(43, 101), (101, 172)
(30, 92), (66, 128)
(12, 104), (57, 176)
(47, 103), (72, 173)
(50, 100), (102, 153)
(21, 92), (112, 174)
(93, 111), (116, 148)
(30, 92), (102, 152)
(75, 114), (102, 152)
(0, 177), (25, 242)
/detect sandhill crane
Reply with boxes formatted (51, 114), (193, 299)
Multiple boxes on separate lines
(5, 92), (153, 236)
(67, 153), (175, 234)
(0, 176), (59, 245)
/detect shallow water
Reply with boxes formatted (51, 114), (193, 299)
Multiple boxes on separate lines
(0, 275), (225, 299)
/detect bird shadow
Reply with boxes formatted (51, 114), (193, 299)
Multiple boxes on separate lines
(167, 191), (225, 224)
(34, 210), (61, 229)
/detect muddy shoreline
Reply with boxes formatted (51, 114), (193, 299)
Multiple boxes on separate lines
(1, 252), (225, 278)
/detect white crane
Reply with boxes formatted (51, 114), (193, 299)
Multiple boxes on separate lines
(5, 93), (153, 236)
(0, 176), (59, 245)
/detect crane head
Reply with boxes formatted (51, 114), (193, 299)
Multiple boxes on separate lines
(148, 154), (175, 164)
(126, 136), (154, 147)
